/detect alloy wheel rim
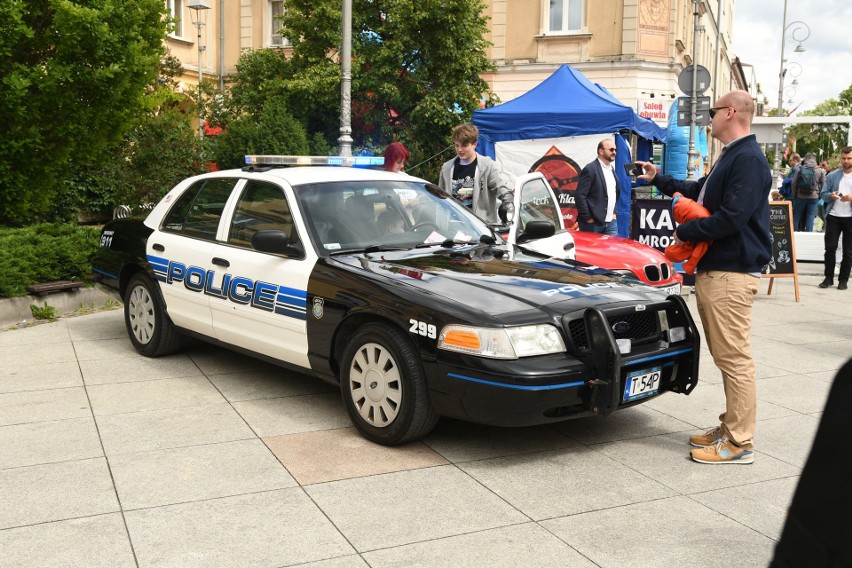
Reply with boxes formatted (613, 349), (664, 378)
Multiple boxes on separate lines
(349, 342), (402, 427)
(128, 285), (155, 345)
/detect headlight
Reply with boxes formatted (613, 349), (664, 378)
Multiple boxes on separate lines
(438, 324), (565, 359)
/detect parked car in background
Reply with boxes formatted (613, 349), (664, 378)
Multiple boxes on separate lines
(501, 172), (682, 295)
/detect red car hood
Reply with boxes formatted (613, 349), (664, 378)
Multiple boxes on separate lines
(571, 231), (682, 287)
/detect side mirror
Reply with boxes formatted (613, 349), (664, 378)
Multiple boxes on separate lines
(251, 230), (304, 258)
(498, 201), (516, 224)
(517, 220), (555, 243)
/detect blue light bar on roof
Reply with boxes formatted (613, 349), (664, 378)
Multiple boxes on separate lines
(244, 155), (385, 167)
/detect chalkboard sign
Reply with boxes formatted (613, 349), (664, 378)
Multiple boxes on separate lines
(762, 201), (800, 302)
(763, 202), (796, 275)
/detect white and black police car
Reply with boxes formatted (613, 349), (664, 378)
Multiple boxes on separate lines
(92, 155), (700, 445)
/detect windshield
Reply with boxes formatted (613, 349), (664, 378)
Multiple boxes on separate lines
(518, 176), (563, 231)
(294, 180), (494, 253)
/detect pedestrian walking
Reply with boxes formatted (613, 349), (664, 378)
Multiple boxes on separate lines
(791, 153), (825, 232)
(818, 146), (852, 290)
(636, 90), (772, 464)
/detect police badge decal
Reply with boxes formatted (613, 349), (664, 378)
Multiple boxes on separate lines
(312, 297), (324, 319)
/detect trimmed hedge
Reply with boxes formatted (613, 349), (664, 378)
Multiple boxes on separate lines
(0, 223), (101, 298)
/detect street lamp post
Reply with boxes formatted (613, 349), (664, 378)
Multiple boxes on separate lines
(686, 0), (701, 180)
(188, 1), (210, 140)
(337, 0), (353, 157)
(773, 0), (809, 187)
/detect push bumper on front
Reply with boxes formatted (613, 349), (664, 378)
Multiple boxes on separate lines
(426, 294), (700, 427)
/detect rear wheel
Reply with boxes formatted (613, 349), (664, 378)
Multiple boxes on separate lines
(341, 322), (438, 445)
(124, 273), (183, 357)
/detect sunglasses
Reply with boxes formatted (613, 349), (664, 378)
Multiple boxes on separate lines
(709, 106), (736, 118)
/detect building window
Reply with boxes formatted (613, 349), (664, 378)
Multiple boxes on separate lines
(548, 0), (582, 32)
(167, 0), (184, 38)
(270, 0), (290, 46)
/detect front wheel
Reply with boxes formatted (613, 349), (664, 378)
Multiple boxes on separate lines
(124, 273), (183, 357)
(341, 322), (438, 445)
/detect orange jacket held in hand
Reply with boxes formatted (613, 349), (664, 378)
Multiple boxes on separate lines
(664, 192), (712, 275)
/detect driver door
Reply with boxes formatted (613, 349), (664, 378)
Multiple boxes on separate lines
(508, 173), (576, 260)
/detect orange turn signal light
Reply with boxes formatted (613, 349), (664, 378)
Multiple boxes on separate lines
(442, 330), (481, 350)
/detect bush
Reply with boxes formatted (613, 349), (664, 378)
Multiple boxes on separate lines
(0, 223), (101, 297)
(210, 95), (309, 170)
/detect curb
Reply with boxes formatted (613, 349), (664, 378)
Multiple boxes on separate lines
(0, 285), (122, 329)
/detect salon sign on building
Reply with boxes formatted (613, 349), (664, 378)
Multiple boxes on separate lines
(638, 99), (669, 123)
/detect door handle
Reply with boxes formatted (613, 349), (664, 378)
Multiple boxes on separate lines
(152, 243), (165, 252)
(212, 257), (230, 267)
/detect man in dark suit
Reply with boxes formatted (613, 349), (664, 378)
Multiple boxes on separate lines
(575, 139), (621, 235)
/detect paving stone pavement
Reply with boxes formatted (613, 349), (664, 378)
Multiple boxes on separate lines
(1, 272), (849, 568)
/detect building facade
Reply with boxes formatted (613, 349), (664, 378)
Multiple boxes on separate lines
(163, 0), (750, 140)
(164, 0), (289, 94)
(482, 0), (747, 127)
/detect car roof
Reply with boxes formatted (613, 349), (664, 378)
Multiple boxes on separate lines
(210, 166), (427, 187)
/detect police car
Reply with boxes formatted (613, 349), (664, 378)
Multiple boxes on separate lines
(501, 172), (682, 295)
(91, 156), (700, 445)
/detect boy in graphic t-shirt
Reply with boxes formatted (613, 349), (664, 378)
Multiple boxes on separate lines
(438, 124), (511, 224)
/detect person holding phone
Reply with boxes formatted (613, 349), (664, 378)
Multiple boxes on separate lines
(634, 89), (772, 465)
(574, 138), (622, 235)
(818, 146), (852, 290)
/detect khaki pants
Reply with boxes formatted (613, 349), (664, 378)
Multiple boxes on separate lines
(695, 271), (759, 449)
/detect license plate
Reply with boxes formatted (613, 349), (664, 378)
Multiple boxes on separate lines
(623, 367), (662, 402)
(656, 283), (681, 296)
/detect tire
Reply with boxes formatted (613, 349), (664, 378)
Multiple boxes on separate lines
(341, 322), (439, 445)
(124, 273), (183, 357)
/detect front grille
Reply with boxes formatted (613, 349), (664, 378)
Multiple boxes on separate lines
(643, 262), (670, 283)
(565, 310), (661, 352)
(644, 264), (661, 283)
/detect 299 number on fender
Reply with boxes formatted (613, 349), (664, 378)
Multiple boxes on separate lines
(409, 319), (437, 339)
(623, 367), (662, 402)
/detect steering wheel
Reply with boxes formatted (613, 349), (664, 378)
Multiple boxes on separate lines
(408, 221), (440, 232)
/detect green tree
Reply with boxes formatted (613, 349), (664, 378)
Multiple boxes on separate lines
(277, 0), (496, 179)
(48, 52), (202, 221)
(210, 94), (310, 169)
(786, 84), (852, 166)
(0, 0), (168, 225)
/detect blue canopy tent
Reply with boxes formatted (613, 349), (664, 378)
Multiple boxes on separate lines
(473, 64), (667, 236)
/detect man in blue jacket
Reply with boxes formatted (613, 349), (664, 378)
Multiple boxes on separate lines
(637, 90), (772, 465)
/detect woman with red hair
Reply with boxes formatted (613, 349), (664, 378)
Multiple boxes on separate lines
(383, 142), (410, 173)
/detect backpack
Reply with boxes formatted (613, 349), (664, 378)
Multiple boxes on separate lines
(796, 165), (818, 195)
(780, 171), (795, 199)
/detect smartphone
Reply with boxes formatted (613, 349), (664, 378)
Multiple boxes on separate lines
(624, 163), (644, 177)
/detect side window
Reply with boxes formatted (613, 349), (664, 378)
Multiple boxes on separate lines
(547, 0), (583, 32)
(269, 0), (290, 46)
(162, 178), (238, 240)
(167, 0), (184, 38)
(519, 177), (562, 231)
(228, 180), (297, 248)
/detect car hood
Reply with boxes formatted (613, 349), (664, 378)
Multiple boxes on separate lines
(572, 231), (669, 271)
(333, 245), (668, 318)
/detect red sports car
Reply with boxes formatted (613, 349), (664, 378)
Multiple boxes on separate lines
(503, 173), (682, 294)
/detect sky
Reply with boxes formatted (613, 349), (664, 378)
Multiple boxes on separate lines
(731, 0), (852, 113)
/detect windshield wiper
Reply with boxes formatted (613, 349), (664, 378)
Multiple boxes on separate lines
(439, 234), (497, 248)
(328, 244), (411, 256)
(363, 244), (412, 254)
(413, 234), (497, 249)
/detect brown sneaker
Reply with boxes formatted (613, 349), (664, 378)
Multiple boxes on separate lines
(690, 438), (754, 464)
(689, 426), (724, 448)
